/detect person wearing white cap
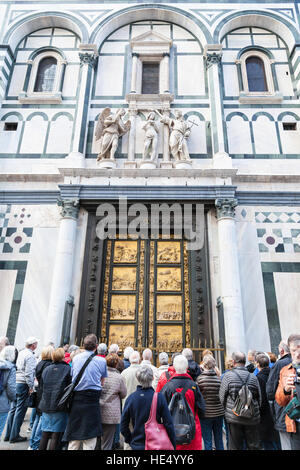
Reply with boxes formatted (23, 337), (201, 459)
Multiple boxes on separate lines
(4, 336), (38, 443)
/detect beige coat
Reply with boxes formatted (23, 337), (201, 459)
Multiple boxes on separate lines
(121, 363), (141, 406)
(100, 367), (127, 424)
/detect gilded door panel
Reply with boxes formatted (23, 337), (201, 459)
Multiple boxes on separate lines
(156, 295), (182, 321)
(112, 267), (137, 291)
(156, 325), (183, 353)
(110, 295), (136, 320)
(114, 241), (138, 263)
(157, 241), (181, 264)
(109, 324), (135, 349)
(156, 267), (181, 291)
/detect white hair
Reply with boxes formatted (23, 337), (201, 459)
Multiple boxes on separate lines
(181, 348), (193, 360)
(159, 352), (169, 365)
(109, 343), (119, 354)
(0, 345), (16, 363)
(173, 355), (188, 374)
(142, 348), (152, 361)
(124, 346), (134, 360)
(136, 366), (153, 388)
(97, 343), (107, 355)
(129, 350), (140, 364)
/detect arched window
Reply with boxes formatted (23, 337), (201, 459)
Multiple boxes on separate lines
(246, 56), (267, 92)
(34, 57), (57, 92)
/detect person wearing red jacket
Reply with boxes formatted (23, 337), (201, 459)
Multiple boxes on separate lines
(161, 354), (206, 450)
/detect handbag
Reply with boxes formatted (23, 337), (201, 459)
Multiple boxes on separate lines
(284, 383), (300, 420)
(57, 352), (96, 412)
(145, 392), (174, 450)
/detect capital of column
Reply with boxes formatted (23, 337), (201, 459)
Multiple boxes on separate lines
(79, 51), (98, 68)
(204, 44), (222, 70)
(132, 52), (139, 58)
(215, 198), (237, 220)
(57, 197), (80, 220)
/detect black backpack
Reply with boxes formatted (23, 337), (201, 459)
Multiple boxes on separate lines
(168, 388), (195, 445)
(231, 370), (255, 419)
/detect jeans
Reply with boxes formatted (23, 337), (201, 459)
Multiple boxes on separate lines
(200, 416), (224, 450)
(0, 412), (9, 438)
(5, 383), (29, 441)
(30, 414), (43, 450)
(228, 422), (261, 450)
(30, 408), (36, 428)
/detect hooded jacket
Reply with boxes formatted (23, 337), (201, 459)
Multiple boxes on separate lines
(0, 359), (16, 413)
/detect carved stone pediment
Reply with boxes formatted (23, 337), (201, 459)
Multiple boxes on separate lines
(130, 30), (172, 55)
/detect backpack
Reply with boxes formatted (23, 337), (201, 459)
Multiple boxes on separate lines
(231, 370), (255, 419)
(168, 388), (195, 445)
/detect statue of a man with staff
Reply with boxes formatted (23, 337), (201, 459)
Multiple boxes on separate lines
(156, 109), (196, 161)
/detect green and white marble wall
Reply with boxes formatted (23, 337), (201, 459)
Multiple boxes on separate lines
(0, 203), (87, 352)
(236, 205), (300, 353)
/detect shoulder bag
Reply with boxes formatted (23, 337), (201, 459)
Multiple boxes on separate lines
(145, 392), (174, 450)
(57, 352), (96, 412)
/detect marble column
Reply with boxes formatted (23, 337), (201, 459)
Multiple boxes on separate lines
(44, 198), (79, 347)
(130, 53), (139, 93)
(0, 46), (13, 109)
(215, 198), (246, 355)
(160, 109), (172, 168)
(70, 46), (98, 160)
(204, 45), (231, 168)
(161, 53), (170, 93)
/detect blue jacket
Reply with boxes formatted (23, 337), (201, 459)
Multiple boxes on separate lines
(121, 386), (176, 450)
(0, 359), (16, 413)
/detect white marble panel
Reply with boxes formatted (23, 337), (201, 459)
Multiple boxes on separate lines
(227, 116), (252, 154)
(187, 119), (206, 154)
(0, 124), (22, 154)
(253, 35), (278, 48)
(280, 124), (300, 154)
(152, 25), (171, 38)
(237, 217), (271, 351)
(100, 42), (127, 53)
(63, 64), (80, 97)
(20, 117), (48, 154)
(172, 25), (194, 40)
(223, 64), (239, 96)
(52, 36), (76, 49)
(275, 64), (294, 96)
(227, 35), (251, 48)
(108, 25), (130, 40)
(14, 226), (59, 352)
(274, 273), (300, 341)
(53, 28), (74, 36)
(0, 270), (17, 337)
(7, 65), (27, 96)
(131, 24), (151, 37)
(46, 116), (73, 154)
(177, 56), (204, 95)
(95, 56), (124, 96)
(174, 41), (201, 53)
(26, 36), (51, 48)
(253, 117), (279, 154)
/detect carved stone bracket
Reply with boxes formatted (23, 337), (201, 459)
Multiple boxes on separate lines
(215, 198), (238, 219)
(57, 198), (80, 219)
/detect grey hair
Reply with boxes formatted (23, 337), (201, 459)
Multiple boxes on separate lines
(173, 355), (188, 374)
(124, 346), (134, 360)
(181, 348), (193, 360)
(0, 345), (16, 363)
(109, 343), (119, 354)
(129, 350), (140, 364)
(0, 336), (10, 347)
(159, 352), (169, 365)
(142, 348), (152, 361)
(69, 344), (79, 354)
(203, 355), (216, 370)
(97, 343), (107, 355)
(232, 351), (246, 365)
(136, 365), (153, 388)
(278, 341), (289, 353)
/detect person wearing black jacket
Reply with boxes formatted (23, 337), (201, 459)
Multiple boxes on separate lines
(181, 348), (201, 381)
(266, 340), (291, 450)
(38, 348), (71, 450)
(256, 354), (280, 450)
(29, 345), (54, 450)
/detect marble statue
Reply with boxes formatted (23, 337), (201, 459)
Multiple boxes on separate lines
(95, 108), (131, 161)
(157, 109), (193, 161)
(142, 111), (159, 161)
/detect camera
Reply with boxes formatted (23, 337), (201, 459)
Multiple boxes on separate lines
(294, 365), (300, 384)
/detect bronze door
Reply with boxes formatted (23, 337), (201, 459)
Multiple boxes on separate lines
(100, 238), (191, 355)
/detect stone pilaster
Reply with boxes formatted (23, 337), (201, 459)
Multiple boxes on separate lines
(44, 198), (80, 346)
(215, 198), (246, 354)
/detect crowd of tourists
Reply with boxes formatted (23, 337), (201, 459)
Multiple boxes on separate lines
(0, 332), (300, 451)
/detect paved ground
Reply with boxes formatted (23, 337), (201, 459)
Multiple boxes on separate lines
(0, 409), (31, 451)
